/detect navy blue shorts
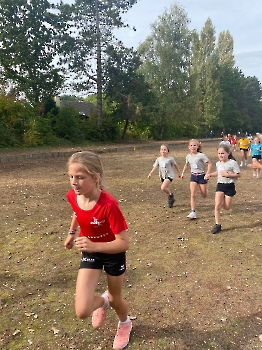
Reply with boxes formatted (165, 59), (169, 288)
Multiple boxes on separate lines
(252, 155), (261, 160)
(216, 183), (236, 197)
(190, 173), (207, 184)
(79, 252), (126, 276)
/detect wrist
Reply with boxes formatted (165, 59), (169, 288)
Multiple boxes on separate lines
(68, 228), (77, 235)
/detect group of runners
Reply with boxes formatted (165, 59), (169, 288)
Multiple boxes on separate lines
(148, 137), (262, 233)
(61, 136), (262, 349)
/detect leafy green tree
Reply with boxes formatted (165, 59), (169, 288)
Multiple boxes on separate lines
(138, 3), (193, 139)
(104, 46), (154, 140)
(241, 76), (262, 133)
(57, 0), (137, 128)
(0, 0), (63, 104)
(60, 95), (84, 101)
(190, 18), (222, 133)
(53, 105), (85, 142)
(0, 93), (36, 146)
(218, 65), (244, 133)
(217, 30), (235, 68)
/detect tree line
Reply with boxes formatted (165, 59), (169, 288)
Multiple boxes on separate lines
(0, 0), (261, 147)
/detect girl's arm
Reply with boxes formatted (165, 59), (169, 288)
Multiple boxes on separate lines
(220, 170), (240, 179)
(181, 163), (189, 178)
(69, 214), (78, 233)
(148, 167), (156, 178)
(64, 214), (79, 249)
(205, 171), (218, 180)
(75, 230), (129, 254)
(205, 160), (212, 176)
(174, 163), (182, 177)
(248, 162), (262, 170)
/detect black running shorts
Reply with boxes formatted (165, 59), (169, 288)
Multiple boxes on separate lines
(79, 251), (126, 276)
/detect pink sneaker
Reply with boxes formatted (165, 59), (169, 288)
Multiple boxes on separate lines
(113, 319), (132, 349)
(91, 291), (109, 328)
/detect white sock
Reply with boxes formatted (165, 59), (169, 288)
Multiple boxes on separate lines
(119, 316), (130, 325)
(102, 294), (109, 309)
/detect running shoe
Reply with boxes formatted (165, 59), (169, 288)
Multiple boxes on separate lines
(211, 224), (222, 234)
(168, 193), (175, 208)
(113, 320), (132, 349)
(187, 211), (196, 219)
(92, 291), (109, 328)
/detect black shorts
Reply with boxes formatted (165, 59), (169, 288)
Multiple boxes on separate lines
(252, 155), (261, 160)
(190, 173), (207, 184)
(79, 251), (126, 276)
(161, 177), (173, 182)
(240, 148), (248, 152)
(216, 183), (236, 197)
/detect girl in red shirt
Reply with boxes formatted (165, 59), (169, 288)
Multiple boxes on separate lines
(64, 151), (132, 350)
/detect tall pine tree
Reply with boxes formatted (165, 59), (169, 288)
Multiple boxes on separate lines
(57, 0), (137, 127)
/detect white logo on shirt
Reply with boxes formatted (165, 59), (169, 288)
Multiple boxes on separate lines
(90, 217), (105, 226)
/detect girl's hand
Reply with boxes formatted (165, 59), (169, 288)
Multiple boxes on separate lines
(75, 236), (96, 253)
(147, 174), (151, 179)
(204, 174), (210, 180)
(64, 234), (75, 249)
(220, 170), (228, 177)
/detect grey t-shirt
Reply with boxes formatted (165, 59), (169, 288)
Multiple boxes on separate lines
(216, 159), (240, 183)
(185, 153), (209, 173)
(153, 156), (176, 179)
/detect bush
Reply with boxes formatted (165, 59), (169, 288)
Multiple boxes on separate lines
(0, 94), (36, 146)
(53, 106), (85, 143)
(23, 117), (59, 147)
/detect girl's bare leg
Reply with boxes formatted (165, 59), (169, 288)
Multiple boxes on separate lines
(107, 273), (127, 322)
(75, 268), (102, 319)
(214, 192), (225, 224)
(161, 179), (171, 195)
(240, 149), (244, 163)
(189, 182), (198, 210)
(199, 183), (208, 198)
(223, 195), (233, 210)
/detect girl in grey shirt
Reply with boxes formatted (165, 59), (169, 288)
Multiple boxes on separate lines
(148, 144), (181, 208)
(181, 139), (212, 219)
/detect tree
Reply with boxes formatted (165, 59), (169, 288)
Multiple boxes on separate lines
(217, 30), (235, 68)
(0, 0), (63, 104)
(57, 0), (138, 128)
(241, 76), (262, 132)
(0, 92), (36, 146)
(104, 46), (153, 140)
(138, 3), (193, 139)
(217, 65), (243, 133)
(190, 18), (222, 133)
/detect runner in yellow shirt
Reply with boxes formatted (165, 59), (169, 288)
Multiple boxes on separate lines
(238, 133), (250, 166)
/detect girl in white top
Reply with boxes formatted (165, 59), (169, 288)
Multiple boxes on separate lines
(205, 145), (240, 234)
(148, 144), (181, 208)
(181, 139), (212, 219)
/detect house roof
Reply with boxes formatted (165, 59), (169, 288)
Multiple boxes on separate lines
(59, 101), (96, 116)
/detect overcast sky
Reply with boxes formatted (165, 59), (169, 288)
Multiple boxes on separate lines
(115, 0), (262, 83)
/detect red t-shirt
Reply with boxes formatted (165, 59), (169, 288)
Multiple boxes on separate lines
(67, 189), (128, 242)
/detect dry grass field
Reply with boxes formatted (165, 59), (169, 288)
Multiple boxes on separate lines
(1, 140), (262, 350)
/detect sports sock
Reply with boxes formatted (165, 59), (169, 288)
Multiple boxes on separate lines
(119, 316), (130, 325)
